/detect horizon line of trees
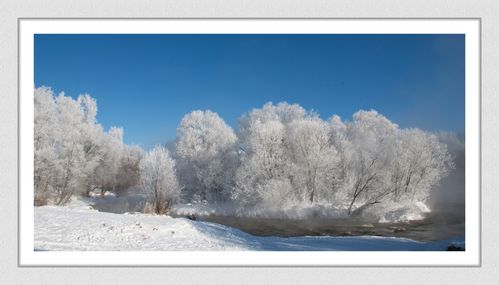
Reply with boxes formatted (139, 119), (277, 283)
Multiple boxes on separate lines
(34, 86), (455, 217)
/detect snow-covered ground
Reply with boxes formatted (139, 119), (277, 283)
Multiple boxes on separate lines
(34, 199), (464, 251)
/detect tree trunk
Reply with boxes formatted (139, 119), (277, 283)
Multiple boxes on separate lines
(347, 196), (356, 215)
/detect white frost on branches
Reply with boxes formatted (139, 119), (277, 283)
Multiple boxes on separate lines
(139, 146), (180, 214)
(34, 87), (142, 205)
(174, 110), (238, 203)
(34, 86), (454, 220)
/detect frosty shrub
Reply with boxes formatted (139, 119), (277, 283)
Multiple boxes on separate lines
(139, 146), (181, 215)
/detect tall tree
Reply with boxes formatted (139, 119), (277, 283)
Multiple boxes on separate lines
(34, 86), (141, 205)
(175, 110), (238, 203)
(235, 102), (309, 206)
(287, 117), (339, 203)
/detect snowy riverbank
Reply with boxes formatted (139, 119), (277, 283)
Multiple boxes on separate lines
(34, 199), (464, 251)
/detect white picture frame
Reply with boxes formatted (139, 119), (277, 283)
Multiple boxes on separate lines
(18, 18), (480, 267)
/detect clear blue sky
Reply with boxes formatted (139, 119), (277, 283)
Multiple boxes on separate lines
(35, 34), (464, 150)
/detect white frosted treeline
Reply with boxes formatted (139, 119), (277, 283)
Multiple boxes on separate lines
(175, 102), (453, 218)
(34, 87), (454, 220)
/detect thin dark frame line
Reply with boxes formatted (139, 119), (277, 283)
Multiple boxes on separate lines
(17, 17), (482, 268)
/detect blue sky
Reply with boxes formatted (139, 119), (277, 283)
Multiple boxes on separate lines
(35, 34), (465, 149)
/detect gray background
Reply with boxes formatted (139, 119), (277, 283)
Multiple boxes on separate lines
(1, 0), (497, 284)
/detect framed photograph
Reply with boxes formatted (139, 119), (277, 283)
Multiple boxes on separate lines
(18, 19), (480, 266)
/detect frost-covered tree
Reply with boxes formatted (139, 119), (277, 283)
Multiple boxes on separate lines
(287, 117), (339, 203)
(326, 115), (351, 203)
(50, 93), (90, 204)
(234, 102), (310, 206)
(92, 127), (125, 194)
(76, 94), (107, 195)
(34, 86), (142, 205)
(342, 110), (398, 214)
(88, 126), (143, 195)
(115, 145), (143, 191)
(238, 102), (307, 140)
(175, 110), (238, 203)
(388, 129), (453, 203)
(139, 146), (180, 214)
(35, 87), (101, 204)
(234, 120), (289, 205)
(339, 110), (453, 215)
(34, 87), (59, 205)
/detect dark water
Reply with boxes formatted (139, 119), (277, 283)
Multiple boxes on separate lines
(196, 214), (464, 242)
(90, 189), (146, 214)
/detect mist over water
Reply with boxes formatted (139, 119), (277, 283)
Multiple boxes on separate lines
(428, 133), (465, 224)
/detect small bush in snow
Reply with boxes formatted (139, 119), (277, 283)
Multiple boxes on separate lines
(139, 146), (181, 215)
